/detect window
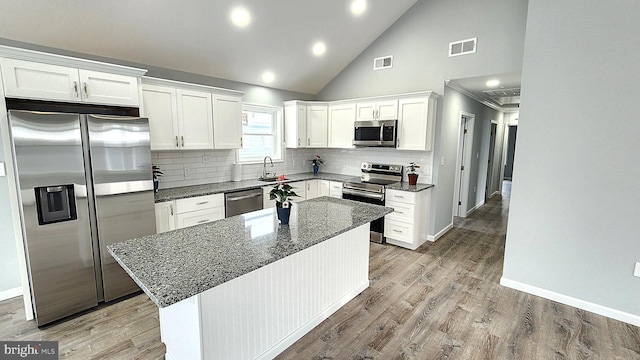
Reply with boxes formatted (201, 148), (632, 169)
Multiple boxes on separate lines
(237, 104), (283, 163)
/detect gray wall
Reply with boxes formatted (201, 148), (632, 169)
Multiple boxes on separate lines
(503, 0), (640, 317)
(317, 0), (527, 235)
(0, 38), (316, 107)
(0, 128), (21, 293)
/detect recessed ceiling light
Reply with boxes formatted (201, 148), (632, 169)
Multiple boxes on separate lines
(486, 79), (500, 87)
(262, 71), (275, 84)
(312, 42), (326, 56)
(230, 7), (251, 28)
(351, 0), (367, 16)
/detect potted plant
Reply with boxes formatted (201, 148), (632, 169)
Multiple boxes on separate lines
(152, 165), (163, 193)
(310, 155), (324, 175)
(269, 175), (299, 225)
(406, 162), (420, 185)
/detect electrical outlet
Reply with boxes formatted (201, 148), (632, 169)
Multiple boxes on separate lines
(440, 157), (445, 166)
(0, 162), (5, 177)
(473, 186), (477, 193)
(202, 155), (211, 163)
(185, 168), (192, 177)
(634, 262), (640, 278)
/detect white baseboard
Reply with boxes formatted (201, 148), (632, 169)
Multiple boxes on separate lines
(466, 200), (485, 217)
(427, 223), (453, 242)
(491, 191), (500, 197)
(500, 277), (640, 327)
(0, 287), (22, 302)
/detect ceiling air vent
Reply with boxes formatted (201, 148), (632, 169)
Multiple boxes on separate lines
(373, 55), (393, 70)
(449, 37), (477, 57)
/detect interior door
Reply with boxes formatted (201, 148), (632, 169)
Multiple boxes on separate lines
(485, 122), (497, 201)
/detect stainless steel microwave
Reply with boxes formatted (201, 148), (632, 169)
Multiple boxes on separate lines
(353, 120), (397, 147)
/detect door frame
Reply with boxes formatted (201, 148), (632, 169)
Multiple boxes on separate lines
(485, 120), (498, 200)
(453, 111), (475, 217)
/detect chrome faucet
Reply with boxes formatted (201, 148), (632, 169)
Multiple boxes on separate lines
(262, 156), (274, 179)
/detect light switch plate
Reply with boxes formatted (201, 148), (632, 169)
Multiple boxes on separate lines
(634, 262), (640, 278)
(0, 162), (5, 177)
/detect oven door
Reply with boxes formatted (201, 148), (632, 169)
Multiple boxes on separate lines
(342, 189), (385, 243)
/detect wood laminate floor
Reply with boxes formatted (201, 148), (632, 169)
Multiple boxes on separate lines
(1, 181), (639, 359)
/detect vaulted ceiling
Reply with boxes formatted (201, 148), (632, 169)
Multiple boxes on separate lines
(0, 0), (418, 94)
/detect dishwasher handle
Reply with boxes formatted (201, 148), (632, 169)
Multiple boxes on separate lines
(226, 193), (261, 202)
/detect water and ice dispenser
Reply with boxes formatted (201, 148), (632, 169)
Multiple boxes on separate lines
(34, 184), (77, 225)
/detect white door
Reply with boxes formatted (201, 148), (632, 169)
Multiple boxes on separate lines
(328, 103), (356, 148)
(306, 180), (319, 199)
(296, 105), (307, 148)
(176, 89), (214, 150)
(213, 94), (242, 149)
(455, 113), (475, 217)
(142, 85), (179, 150)
(318, 180), (330, 196)
(0, 58), (79, 102)
(397, 97), (428, 150)
(306, 105), (328, 147)
(375, 100), (398, 120)
(356, 102), (376, 121)
(155, 202), (176, 234)
(78, 70), (139, 106)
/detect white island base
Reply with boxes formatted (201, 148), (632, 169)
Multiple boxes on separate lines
(159, 224), (370, 360)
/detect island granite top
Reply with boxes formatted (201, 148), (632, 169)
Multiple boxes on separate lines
(154, 172), (357, 203)
(108, 197), (393, 308)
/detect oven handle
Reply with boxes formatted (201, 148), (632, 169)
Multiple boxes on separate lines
(342, 188), (385, 201)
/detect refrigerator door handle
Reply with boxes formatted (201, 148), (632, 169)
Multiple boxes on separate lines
(94, 180), (154, 197)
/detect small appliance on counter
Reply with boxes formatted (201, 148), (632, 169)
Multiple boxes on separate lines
(232, 163), (242, 181)
(342, 162), (403, 243)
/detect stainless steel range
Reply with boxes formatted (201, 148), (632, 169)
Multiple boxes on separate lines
(342, 162), (403, 243)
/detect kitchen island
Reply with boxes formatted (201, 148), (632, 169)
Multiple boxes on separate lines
(108, 197), (392, 360)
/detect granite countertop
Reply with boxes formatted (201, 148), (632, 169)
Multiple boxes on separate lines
(385, 183), (434, 192)
(154, 172), (357, 203)
(108, 197), (393, 308)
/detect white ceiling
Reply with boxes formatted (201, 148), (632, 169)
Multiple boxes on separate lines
(448, 72), (522, 110)
(0, 0), (418, 95)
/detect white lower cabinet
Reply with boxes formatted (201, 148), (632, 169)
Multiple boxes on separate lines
(155, 202), (176, 234)
(329, 181), (343, 198)
(306, 180), (319, 199)
(175, 194), (225, 229)
(263, 185), (275, 209)
(384, 188), (431, 250)
(288, 181), (306, 203)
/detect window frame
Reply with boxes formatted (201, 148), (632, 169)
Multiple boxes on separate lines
(236, 103), (284, 164)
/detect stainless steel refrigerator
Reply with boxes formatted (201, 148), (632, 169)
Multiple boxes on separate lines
(8, 109), (156, 326)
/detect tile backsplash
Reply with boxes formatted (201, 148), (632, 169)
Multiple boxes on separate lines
(152, 147), (433, 190)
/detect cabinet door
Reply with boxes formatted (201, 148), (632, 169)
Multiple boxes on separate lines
(376, 100), (398, 120)
(213, 94), (242, 149)
(78, 70), (139, 106)
(289, 181), (306, 202)
(141, 84), (180, 150)
(328, 103), (355, 148)
(356, 102), (376, 121)
(155, 202), (176, 234)
(306, 180), (319, 200)
(329, 181), (343, 198)
(306, 105), (328, 147)
(263, 186), (275, 209)
(0, 58), (80, 102)
(176, 208), (224, 229)
(397, 97), (430, 151)
(284, 102), (306, 148)
(176, 89), (214, 150)
(318, 180), (330, 197)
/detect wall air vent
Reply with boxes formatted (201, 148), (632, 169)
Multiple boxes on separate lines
(373, 55), (393, 70)
(449, 37), (477, 57)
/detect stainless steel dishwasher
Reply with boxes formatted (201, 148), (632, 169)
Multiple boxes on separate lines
(225, 188), (264, 217)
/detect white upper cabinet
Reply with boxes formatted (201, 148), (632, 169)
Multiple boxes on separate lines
(141, 77), (243, 151)
(176, 89), (214, 150)
(141, 84), (179, 150)
(0, 58), (140, 106)
(328, 103), (356, 148)
(285, 101), (328, 148)
(306, 104), (328, 148)
(213, 94), (243, 149)
(397, 94), (438, 151)
(356, 100), (398, 121)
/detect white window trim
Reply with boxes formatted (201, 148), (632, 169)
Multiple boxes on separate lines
(236, 103), (284, 164)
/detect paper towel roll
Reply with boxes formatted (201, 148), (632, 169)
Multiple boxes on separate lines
(232, 163), (242, 181)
